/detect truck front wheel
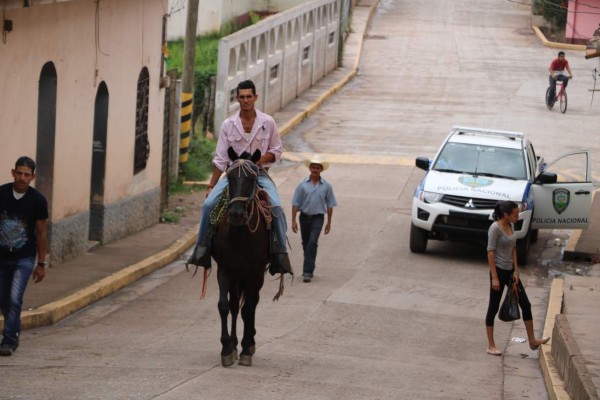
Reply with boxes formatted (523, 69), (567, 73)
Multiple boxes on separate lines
(410, 223), (429, 253)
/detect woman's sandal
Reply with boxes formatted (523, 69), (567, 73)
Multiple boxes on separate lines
(487, 349), (502, 356)
(530, 337), (551, 350)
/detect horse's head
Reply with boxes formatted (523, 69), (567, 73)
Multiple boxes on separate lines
(226, 147), (261, 226)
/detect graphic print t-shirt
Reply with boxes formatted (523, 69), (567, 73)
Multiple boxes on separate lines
(0, 183), (48, 258)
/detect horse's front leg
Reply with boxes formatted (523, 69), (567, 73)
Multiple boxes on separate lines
(229, 283), (240, 359)
(217, 270), (237, 367)
(239, 284), (262, 366)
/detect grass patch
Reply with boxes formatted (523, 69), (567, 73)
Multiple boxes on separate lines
(169, 134), (216, 194)
(160, 210), (182, 224)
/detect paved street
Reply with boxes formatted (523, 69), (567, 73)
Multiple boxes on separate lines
(2, 0), (600, 399)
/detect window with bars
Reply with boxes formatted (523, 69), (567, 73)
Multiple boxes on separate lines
(134, 67), (150, 174)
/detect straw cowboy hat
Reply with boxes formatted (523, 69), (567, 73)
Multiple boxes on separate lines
(304, 154), (329, 171)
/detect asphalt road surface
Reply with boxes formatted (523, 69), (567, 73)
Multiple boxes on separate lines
(2, 0), (600, 399)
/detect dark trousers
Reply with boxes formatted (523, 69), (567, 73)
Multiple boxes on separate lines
(547, 75), (569, 105)
(299, 213), (324, 277)
(485, 267), (533, 326)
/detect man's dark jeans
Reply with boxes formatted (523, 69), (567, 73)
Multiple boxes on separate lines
(0, 256), (35, 346)
(547, 75), (569, 105)
(299, 213), (324, 278)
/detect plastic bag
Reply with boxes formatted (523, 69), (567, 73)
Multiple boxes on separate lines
(499, 280), (521, 322)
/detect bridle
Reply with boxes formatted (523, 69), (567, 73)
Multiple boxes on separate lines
(226, 158), (259, 205)
(225, 158), (272, 233)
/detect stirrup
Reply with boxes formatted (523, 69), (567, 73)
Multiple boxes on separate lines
(186, 244), (212, 270)
(268, 253), (293, 276)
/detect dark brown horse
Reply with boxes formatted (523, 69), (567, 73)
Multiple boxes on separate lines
(211, 147), (276, 367)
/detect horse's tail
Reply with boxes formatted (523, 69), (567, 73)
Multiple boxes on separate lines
(238, 288), (246, 309)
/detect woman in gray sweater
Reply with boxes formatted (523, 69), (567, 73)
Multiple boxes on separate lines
(485, 201), (550, 356)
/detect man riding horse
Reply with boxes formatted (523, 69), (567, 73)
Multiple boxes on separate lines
(187, 80), (293, 276)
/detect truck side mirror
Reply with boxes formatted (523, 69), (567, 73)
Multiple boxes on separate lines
(535, 171), (557, 184)
(416, 157), (430, 171)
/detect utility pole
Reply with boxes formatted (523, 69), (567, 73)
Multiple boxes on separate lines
(179, 0), (200, 163)
(338, 0), (349, 67)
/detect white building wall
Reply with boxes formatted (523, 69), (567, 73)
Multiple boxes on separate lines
(0, 0), (168, 262)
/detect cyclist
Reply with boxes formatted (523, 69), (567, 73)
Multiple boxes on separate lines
(547, 51), (573, 108)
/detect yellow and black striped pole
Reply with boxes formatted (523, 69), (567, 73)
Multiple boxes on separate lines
(179, 92), (193, 163)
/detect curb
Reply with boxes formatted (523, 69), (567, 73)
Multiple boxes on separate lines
(540, 278), (572, 400)
(279, 69), (358, 137)
(532, 26), (586, 52)
(18, 228), (198, 330)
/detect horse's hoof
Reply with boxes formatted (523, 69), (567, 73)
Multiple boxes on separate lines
(238, 354), (252, 366)
(221, 349), (238, 367)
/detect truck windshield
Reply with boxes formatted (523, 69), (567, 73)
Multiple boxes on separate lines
(433, 142), (527, 180)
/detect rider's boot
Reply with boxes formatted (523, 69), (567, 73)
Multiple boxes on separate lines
(187, 232), (212, 269)
(268, 233), (293, 276)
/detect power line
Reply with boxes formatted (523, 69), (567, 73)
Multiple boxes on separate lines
(538, 0), (600, 15)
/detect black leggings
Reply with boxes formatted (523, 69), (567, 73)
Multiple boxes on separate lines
(485, 267), (532, 326)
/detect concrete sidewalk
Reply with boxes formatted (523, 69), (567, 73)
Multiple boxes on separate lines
(1, 2), (598, 399)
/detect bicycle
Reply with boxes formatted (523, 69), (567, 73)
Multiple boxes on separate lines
(546, 76), (570, 113)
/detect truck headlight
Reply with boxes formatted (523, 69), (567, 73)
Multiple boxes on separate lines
(418, 190), (444, 204)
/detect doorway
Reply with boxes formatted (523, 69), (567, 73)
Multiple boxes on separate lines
(89, 82), (109, 242)
(36, 62), (57, 217)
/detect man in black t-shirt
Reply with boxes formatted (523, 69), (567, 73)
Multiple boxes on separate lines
(0, 156), (48, 356)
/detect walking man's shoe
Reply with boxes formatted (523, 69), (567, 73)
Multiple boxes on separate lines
(0, 341), (18, 356)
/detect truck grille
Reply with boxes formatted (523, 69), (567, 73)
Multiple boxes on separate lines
(441, 195), (498, 209)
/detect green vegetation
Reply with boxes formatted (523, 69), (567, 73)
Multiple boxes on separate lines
(164, 13), (265, 192)
(169, 134), (216, 194)
(248, 11), (262, 25)
(533, 0), (568, 34)
(160, 210), (182, 223)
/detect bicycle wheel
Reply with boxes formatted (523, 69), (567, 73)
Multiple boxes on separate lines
(560, 90), (567, 113)
(545, 87), (553, 109)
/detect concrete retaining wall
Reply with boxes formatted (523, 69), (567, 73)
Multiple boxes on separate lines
(214, 0), (341, 132)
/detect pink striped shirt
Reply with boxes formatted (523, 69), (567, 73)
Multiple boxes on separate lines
(213, 109), (283, 171)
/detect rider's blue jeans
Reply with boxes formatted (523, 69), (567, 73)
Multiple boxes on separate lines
(299, 213), (324, 278)
(547, 75), (569, 105)
(196, 170), (288, 253)
(0, 256), (35, 346)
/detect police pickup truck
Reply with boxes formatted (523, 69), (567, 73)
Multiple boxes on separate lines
(410, 126), (593, 264)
